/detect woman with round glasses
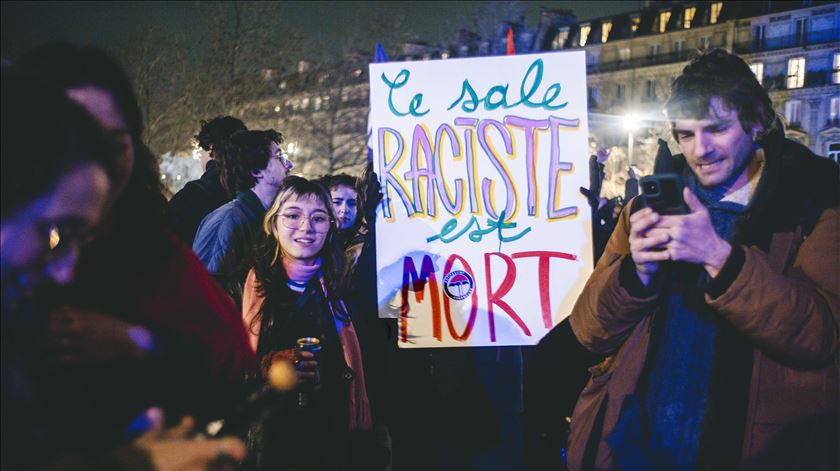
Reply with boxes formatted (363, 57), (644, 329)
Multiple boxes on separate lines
(241, 176), (387, 471)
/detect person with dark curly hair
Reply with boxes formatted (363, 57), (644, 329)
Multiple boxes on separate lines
(169, 116), (247, 246)
(239, 176), (388, 471)
(13, 42), (258, 460)
(193, 129), (293, 308)
(566, 49), (839, 471)
(316, 173), (366, 264)
(319, 174), (361, 232)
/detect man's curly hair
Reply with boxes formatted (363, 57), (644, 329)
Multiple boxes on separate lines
(224, 129), (283, 194)
(194, 116), (247, 153)
(665, 48), (777, 141)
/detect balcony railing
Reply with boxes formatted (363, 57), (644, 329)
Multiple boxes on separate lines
(763, 69), (837, 91)
(734, 28), (839, 54)
(589, 29), (839, 73)
(588, 50), (693, 74)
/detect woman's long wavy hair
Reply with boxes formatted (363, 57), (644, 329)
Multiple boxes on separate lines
(251, 176), (348, 332)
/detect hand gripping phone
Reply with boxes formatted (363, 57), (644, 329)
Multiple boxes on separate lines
(640, 173), (689, 215)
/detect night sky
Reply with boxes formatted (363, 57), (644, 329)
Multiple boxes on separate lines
(2, 1), (642, 61)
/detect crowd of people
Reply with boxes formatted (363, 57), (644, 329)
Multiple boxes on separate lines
(2, 41), (837, 471)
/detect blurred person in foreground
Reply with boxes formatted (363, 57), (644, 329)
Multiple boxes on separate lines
(169, 116), (247, 246)
(1, 68), (246, 471)
(15, 42), (258, 450)
(566, 49), (839, 471)
(193, 130), (292, 309)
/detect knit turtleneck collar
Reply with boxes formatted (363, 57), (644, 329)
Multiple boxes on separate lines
(282, 256), (321, 292)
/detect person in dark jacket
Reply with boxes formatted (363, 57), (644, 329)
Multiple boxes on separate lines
(169, 116), (247, 246)
(193, 130), (293, 309)
(567, 48), (839, 471)
(240, 176), (388, 471)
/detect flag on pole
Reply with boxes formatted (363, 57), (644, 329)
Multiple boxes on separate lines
(374, 42), (389, 63)
(368, 43), (389, 164)
(507, 27), (515, 55)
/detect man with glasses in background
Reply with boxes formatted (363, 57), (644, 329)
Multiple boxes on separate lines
(193, 129), (293, 309)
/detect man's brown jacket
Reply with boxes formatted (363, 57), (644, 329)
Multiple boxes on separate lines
(567, 136), (839, 470)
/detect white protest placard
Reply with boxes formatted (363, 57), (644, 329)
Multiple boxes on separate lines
(369, 51), (593, 348)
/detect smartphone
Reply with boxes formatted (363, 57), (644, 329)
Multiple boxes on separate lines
(640, 173), (689, 215)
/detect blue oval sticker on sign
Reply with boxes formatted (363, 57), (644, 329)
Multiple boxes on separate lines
(443, 270), (475, 300)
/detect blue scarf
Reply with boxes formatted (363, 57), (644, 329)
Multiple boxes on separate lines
(609, 169), (756, 471)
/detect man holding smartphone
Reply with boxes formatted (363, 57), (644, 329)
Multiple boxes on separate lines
(566, 49), (839, 471)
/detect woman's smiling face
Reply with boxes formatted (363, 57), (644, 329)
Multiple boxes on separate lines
(275, 194), (331, 265)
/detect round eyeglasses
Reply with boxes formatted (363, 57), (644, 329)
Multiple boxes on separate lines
(279, 212), (333, 233)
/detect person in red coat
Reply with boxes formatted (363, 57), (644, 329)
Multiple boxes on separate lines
(16, 42), (258, 452)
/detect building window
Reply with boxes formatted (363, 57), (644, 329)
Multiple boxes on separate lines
(700, 36), (712, 49)
(617, 83), (626, 100)
(785, 100), (801, 126)
(646, 79), (657, 100)
(601, 20), (612, 43)
(658, 11), (672, 33)
(649, 44), (660, 57)
(630, 15), (640, 33)
(787, 57), (806, 89)
(830, 96), (839, 123)
(749, 62), (764, 85)
(553, 29), (569, 49)
(833, 53), (839, 84)
(753, 24), (766, 50)
(674, 39), (686, 54)
(794, 17), (807, 46)
(710, 2), (723, 24)
(619, 47), (631, 63)
(684, 6), (696, 28)
(579, 24), (591, 47)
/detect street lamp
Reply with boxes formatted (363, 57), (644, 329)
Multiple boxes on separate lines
(622, 113), (639, 167)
